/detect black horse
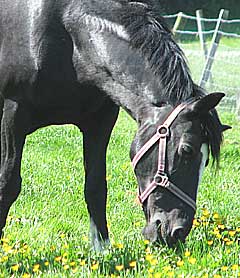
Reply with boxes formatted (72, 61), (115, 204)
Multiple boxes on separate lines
(0, 0), (229, 250)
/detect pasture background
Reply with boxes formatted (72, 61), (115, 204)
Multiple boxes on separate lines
(0, 41), (240, 277)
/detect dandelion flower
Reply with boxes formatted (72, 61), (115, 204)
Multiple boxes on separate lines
(63, 265), (70, 270)
(150, 258), (158, 266)
(22, 274), (31, 278)
(55, 256), (62, 262)
(91, 262), (99, 270)
(33, 264), (40, 273)
(193, 219), (200, 227)
(44, 261), (49, 266)
(79, 260), (86, 266)
(177, 260), (184, 267)
(154, 273), (161, 278)
(232, 264), (238, 271)
(207, 240), (214, 246)
(184, 250), (191, 257)
(146, 254), (154, 262)
(129, 261), (136, 268)
(115, 264), (124, 271)
(228, 230), (236, 237)
(11, 264), (20, 271)
(221, 266), (228, 271)
(188, 257), (196, 265)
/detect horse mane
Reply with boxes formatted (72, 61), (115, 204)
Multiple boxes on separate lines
(119, 0), (194, 104)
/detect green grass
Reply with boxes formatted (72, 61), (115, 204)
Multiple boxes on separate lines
(0, 109), (239, 278)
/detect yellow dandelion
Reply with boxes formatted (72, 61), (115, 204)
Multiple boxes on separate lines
(70, 261), (76, 266)
(11, 264), (20, 271)
(44, 261), (49, 266)
(59, 233), (65, 239)
(55, 256), (62, 262)
(63, 243), (69, 249)
(225, 240), (234, 246)
(134, 221), (141, 227)
(177, 260), (184, 267)
(146, 254), (154, 262)
(82, 235), (88, 242)
(223, 237), (230, 242)
(129, 261), (137, 268)
(154, 273), (161, 278)
(2, 256), (8, 262)
(72, 267), (78, 273)
(218, 224), (225, 230)
(145, 247), (151, 253)
(236, 227), (240, 232)
(33, 264), (40, 273)
(79, 259), (86, 266)
(207, 240), (214, 246)
(115, 243), (124, 249)
(50, 245), (56, 251)
(62, 257), (68, 264)
(213, 275), (221, 278)
(115, 264), (124, 271)
(148, 267), (154, 274)
(150, 258), (158, 266)
(228, 230), (236, 237)
(1, 237), (9, 243)
(163, 266), (172, 272)
(213, 213), (220, 220)
(63, 265), (70, 270)
(188, 257), (196, 265)
(144, 239), (150, 245)
(184, 250), (191, 257)
(202, 208), (210, 218)
(231, 264), (239, 271)
(221, 266), (228, 271)
(193, 219), (200, 227)
(215, 233), (222, 239)
(167, 271), (175, 277)
(202, 274), (208, 278)
(22, 274), (31, 278)
(91, 262), (99, 271)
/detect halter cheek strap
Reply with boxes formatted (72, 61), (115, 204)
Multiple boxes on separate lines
(132, 101), (197, 211)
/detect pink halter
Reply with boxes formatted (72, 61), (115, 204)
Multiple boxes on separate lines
(132, 101), (197, 211)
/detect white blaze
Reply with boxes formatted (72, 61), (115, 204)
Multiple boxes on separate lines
(198, 143), (209, 186)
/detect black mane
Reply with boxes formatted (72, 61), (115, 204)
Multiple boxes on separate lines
(119, 1), (194, 104)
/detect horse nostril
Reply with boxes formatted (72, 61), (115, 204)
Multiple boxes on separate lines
(171, 226), (185, 240)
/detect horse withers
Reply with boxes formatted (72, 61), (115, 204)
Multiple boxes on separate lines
(0, 0), (230, 250)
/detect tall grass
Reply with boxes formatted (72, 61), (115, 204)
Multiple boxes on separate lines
(0, 109), (239, 278)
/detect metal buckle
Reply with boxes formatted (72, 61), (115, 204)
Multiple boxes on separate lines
(157, 125), (169, 138)
(153, 172), (169, 187)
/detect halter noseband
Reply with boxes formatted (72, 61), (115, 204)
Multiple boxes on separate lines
(132, 100), (197, 211)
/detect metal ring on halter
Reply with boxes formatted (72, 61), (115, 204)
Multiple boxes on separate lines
(157, 125), (169, 138)
(153, 172), (169, 187)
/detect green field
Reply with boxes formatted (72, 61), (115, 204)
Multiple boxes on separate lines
(0, 107), (239, 277)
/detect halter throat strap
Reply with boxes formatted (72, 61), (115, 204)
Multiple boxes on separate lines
(132, 101), (197, 211)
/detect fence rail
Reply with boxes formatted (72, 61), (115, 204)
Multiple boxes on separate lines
(164, 10), (240, 115)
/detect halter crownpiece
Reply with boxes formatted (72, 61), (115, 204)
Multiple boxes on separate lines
(132, 100), (197, 211)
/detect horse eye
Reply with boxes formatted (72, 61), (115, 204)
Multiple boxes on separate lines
(180, 144), (194, 157)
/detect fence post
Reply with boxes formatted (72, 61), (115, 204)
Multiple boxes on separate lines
(172, 12), (185, 35)
(199, 9), (229, 88)
(196, 10), (208, 59)
(196, 9), (213, 86)
(237, 93), (240, 120)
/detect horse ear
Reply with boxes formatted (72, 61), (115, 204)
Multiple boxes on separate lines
(221, 124), (232, 132)
(192, 92), (225, 114)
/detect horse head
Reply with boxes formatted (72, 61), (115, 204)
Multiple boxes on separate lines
(130, 93), (230, 246)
